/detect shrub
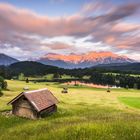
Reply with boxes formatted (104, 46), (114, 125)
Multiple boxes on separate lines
(26, 78), (29, 83)
(18, 73), (25, 81)
(0, 90), (3, 96)
(0, 76), (8, 90)
(2, 81), (8, 89)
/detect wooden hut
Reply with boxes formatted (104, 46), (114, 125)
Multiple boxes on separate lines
(7, 88), (58, 119)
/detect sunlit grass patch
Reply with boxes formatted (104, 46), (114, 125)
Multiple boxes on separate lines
(119, 97), (140, 109)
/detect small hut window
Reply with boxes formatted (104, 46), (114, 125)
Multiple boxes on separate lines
(23, 97), (27, 101)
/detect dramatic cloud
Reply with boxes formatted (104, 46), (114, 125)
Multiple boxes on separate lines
(101, 3), (139, 22)
(0, 1), (139, 60)
(43, 42), (73, 50)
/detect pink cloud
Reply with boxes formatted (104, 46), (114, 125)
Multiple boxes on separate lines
(0, 2), (139, 37)
(42, 42), (73, 50)
(0, 2), (140, 60)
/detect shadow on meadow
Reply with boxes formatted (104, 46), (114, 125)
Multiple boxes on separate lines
(0, 91), (3, 97)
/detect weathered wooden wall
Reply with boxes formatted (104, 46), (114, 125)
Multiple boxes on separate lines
(40, 104), (57, 117)
(12, 96), (57, 119)
(12, 96), (38, 119)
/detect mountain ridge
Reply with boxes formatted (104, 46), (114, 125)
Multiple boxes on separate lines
(0, 52), (136, 68)
(38, 51), (135, 69)
(0, 53), (19, 66)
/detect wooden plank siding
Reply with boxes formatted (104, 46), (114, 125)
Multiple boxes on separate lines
(8, 89), (58, 119)
(12, 96), (38, 119)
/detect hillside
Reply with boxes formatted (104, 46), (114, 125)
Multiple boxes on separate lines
(4, 61), (140, 77)
(0, 80), (140, 140)
(0, 61), (140, 79)
(9, 61), (60, 76)
(94, 63), (140, 72)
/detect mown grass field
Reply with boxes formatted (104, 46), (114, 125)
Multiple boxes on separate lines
(0, 80), (140, 140)
(119, 97), (140, 109)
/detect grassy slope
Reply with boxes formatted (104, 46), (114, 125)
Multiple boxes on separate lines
(0, 80), (140, 140)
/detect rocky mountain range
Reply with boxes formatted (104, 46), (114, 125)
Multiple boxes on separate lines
(38, 52), (134, 69)
(0, 52), (135, 68)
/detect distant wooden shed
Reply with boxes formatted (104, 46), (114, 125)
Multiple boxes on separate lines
(7, 88), (58, 119)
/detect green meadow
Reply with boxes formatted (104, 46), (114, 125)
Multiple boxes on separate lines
(119, 97), (140, 109)
(0, 80), (140, 140)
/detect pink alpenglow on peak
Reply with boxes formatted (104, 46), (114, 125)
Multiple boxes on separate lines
(38, 51), (134, 69)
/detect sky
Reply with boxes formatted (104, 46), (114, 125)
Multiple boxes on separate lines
(0, 0), (140, 60)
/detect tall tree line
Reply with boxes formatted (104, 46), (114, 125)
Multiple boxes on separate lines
(90, 72), (140, 89)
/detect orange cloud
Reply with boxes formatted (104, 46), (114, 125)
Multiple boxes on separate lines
(105, 36), (115, 43)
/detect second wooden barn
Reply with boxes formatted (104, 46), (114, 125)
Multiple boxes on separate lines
(7, 88), (58, 119)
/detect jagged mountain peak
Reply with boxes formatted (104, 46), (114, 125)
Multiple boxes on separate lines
(38, 51), (134, 69)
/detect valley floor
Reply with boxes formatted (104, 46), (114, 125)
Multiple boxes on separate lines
(0, 80), (140, 140)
